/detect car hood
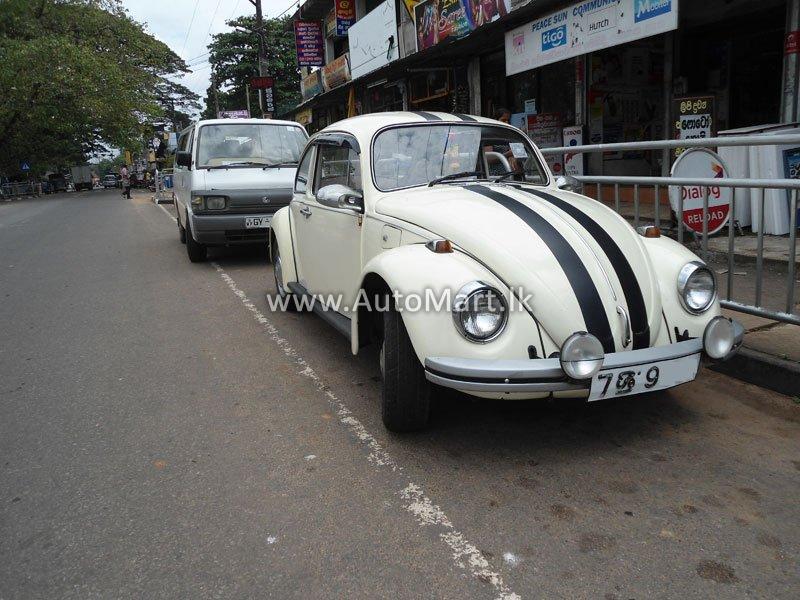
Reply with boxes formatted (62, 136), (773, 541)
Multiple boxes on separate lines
(198, 166), (295, 191)
(375, 183), (662, 353)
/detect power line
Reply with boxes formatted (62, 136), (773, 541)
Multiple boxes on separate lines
(181, 0), (201, 55)
(205, 0), (224, 39)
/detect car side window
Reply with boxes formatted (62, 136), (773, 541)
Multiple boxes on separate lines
(314, 145), (362, 193)
(294, 146), (314, 194)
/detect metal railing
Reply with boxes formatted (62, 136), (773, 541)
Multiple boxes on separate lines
(152, 168), (174, 204)
(540, 134), (800, 326)
(1, 181), (38, 199)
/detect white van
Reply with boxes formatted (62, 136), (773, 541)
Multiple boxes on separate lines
(173, 118), (308, 262)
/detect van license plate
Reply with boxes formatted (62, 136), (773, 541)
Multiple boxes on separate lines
(245, 216), (271, 229)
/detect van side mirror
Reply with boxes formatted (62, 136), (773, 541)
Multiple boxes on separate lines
(555, 175), (582, 193)
(316, 184), (364, 213)
(176, 150), (192, 168)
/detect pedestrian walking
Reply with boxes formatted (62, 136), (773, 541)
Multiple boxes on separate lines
(121, 165), (131, 199)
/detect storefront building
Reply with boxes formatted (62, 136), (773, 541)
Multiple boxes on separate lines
(286, 0), (794, 177)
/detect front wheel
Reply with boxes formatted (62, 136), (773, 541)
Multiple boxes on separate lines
(178, 213), (186, 244)
(381, 304), (430, 432)
(185, 219), (206, 262)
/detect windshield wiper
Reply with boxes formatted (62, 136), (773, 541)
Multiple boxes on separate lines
(493, 170), (516, 183)
(206, 161), (266, 170)
(262, 161), (298, 169)
(428, 170), (483, 187)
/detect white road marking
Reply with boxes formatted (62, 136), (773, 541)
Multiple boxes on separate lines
(208, 260), (521, 600)
(304, 454), (316, 461)
(157, 202), (177, 223)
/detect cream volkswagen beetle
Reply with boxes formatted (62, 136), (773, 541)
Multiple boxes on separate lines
(270, 112), (743, 431)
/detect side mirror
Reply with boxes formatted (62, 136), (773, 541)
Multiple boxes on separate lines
(555, 175), (582, 193)
(316, 184), (364, 213)
(175, 150), (192, 168)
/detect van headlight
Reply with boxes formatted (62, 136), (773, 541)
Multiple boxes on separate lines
(677, 261), (716, 314)
(205, 196), (226, 210)
(452, 281), (508, 342)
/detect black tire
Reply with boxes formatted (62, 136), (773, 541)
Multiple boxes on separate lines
(381, 304), (430, 432)
(272, 242), (303, 312)
(178, 213), (186, 244)
(185, 219), (207, 263)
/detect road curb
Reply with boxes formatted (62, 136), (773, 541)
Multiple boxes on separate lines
(710, 346), (800, 398)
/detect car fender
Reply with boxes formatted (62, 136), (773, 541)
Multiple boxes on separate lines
(352, 244), (547, 362)
(269, 206), (298, 289)
(641, 236), (722, 341)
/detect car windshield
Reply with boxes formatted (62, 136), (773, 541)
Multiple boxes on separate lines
(196, 123), (307, 168)
(372, 124), (548, 191)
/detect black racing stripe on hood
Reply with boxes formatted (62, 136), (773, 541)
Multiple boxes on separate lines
(465, 184), (615, 353)
(409, 111), (442, 121)
(453, 113), (477, 122)
(513, 186), (651, 350)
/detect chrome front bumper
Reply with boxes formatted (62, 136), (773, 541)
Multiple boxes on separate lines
(425, 338), (717, 394)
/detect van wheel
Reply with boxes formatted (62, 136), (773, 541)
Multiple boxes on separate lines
(381, 303), (430, 432)
(185, 219), (206, 262)
(178, 214), (186, 244)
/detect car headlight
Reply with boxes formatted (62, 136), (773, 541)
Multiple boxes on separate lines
(677, 261), (716, 313)
(560, 332), (604, 380)
(452, 281), (508, 342)
(205, 195), (226, 210)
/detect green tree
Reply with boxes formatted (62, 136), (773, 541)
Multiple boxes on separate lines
(0, 0), (199, 176)
(200, 14), (300, 119)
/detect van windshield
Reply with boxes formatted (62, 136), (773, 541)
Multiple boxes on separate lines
(196, 123), (307, 168)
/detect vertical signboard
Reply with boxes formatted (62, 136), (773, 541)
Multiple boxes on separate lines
(505, 0), (678, 75)
(294, 20), (325, 67)
(527, 113), (563, 174)
(672, 95), (714, 159)
(563, 126), (584, 177)
(335, 0), (356, 36)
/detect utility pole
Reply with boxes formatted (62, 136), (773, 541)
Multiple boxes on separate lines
(249, 0), (268, 117)
(212, 72), (220, 117)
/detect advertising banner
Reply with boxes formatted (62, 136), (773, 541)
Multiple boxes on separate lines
(527, 113), (563, 174)
(563, 126), (584, 177)
(349, 0), (400, 79)
(505, 0), (678, 76)
(669, 148), (731, 235)
(322, 53), (351, 91)
(414, 1), (511, 51)
(672, 95), (714, 160)
(294, 20), (325, 67)
(301, 70), (325, 101)
(335, 0), (356, 36)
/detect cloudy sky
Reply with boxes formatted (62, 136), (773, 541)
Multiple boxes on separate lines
(122, 0), (298, 106)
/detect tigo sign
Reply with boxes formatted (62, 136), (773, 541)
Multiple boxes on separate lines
(506, 0), (678, 75)
(542, 25), (566, 50)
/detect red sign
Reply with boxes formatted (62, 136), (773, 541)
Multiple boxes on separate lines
(335, 0), (356, 36)
(250, 76), (274, 90)
(669, 149), (731, 235)
(786, 30), (800, 55)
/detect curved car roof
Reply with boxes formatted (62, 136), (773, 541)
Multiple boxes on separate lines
(318, 112), (503, 140)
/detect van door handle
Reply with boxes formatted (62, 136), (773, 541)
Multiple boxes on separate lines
(299, 206), (312, 218)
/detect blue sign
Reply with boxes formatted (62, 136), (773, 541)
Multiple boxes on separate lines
(634, 0), (672, 23)
(20, 161), (30, 172)
(542, 25), (567, 51)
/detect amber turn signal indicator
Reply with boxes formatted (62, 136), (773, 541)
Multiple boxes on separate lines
(637, 225), (661, 238)
(425, 239), (454, 253)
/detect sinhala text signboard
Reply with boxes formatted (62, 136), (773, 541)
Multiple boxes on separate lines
(505, 0), (678, 75)
(294, 20), (325, 67)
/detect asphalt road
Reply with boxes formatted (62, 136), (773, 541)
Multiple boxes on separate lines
(1, 189), (799, 599)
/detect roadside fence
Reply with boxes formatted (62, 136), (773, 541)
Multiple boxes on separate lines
(1, 181), (39, 200)
(152, 168), (174, 204)
(540, 134), (799, 326)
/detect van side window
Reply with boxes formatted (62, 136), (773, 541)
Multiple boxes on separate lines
(295, 146), (314, 193)
(314, 145), (361, 193)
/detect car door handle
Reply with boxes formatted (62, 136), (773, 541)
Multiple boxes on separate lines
(299, 205), (312, 218)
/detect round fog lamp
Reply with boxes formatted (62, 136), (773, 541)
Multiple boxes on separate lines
(703, 316), (735, 360)
(560, 332), (604, 380)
